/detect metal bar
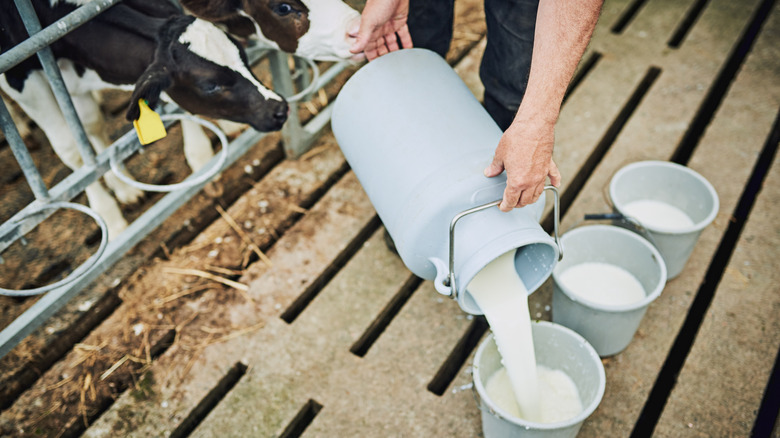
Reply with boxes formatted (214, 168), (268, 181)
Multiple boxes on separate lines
(0, 60), (349, 250)
(0, 3), (344, 353)
(0, 124), (270, 358)
(269, 51), (306, 157)
(315, 60), (352, 89)
(13, 0), (106, 165)
(0, 0), (122, 74)
(0, 105), (180, 252)
(269, 54), (352, 157)
(0, 98), (49, 200)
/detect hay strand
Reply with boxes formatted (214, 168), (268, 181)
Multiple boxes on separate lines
(162, 267), (248, 291)
(215, 205), (273, 267)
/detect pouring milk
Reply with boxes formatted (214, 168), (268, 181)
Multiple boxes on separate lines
(467, 249), (582, 423)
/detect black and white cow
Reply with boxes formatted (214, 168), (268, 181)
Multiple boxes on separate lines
(180, 0), (363, 62)
(1, 0), (288, 238)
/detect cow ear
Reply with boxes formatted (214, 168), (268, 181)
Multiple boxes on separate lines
(125, 65), (172, 122)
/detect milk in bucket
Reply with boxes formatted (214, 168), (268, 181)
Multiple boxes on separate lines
(552, 225), (667, 357)
(620, 200), (694, 231)
(557, 262), (646, 306)
(468, 250), (583, 423)
(609, 161), (719, 279)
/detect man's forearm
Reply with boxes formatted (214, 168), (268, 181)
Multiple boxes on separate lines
(517, 0), (603, 123)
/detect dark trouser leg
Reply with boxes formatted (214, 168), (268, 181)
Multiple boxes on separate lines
(480, 0), (539, 130)
(407, 0), (456, 57)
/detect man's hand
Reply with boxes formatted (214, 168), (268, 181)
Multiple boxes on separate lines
(483, 0), (602, 211)
(349, 0), (413, 61)
(484, 116), (561, 211)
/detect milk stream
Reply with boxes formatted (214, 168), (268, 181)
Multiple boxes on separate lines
(621, 199), (694, 230)
(558, 262), (646, 306)
(468, 249), (582, 423)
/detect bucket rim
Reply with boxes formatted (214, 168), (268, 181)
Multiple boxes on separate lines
(608, 160), (719, 235)
(472, 321), (606, 430)
(551, 224), (667, 312)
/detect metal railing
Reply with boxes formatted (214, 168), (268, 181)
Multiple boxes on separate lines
(0, 0), (348, 358)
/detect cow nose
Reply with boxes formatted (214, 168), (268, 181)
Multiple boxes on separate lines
(274, 103), (289, 122)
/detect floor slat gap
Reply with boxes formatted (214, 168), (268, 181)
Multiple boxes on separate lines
(672, 0), (776, 165)
(667, 0), (711, 48)
(564, 51), (603, 105)
(611, 0), (650, 34)
(631, 107), (780, 437)
(350, 274), (422, 357)
(168, 362), (248, 438)
(234, 160), (352, 277)
(751, 343), (780, 437)
(278, 399), (324, 438)
(427, 316), (489, 396)
(58, 328), (176, 438)
(544, 66), (662, 231)
(280, 215), (382, 324)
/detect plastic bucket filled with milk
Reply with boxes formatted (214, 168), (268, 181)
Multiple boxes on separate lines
(473, 322), (606, 438)
(609, 161), (718, 279)
(551, 225), (667, 356)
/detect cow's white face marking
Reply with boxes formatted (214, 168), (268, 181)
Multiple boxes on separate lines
(178, 19), (283, 102)
(295, 0), (361, 61)
(238, 10), (282, 53)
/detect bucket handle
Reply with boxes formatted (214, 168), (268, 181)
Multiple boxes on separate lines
(442, 186), (563, 301)
(582, 212), (659, 247)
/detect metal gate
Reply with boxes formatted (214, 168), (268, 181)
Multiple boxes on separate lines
(0, 0), (347, 357)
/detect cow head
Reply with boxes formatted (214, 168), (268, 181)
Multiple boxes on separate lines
(126, 16), (288, 132)
(180, 0), (363, 62)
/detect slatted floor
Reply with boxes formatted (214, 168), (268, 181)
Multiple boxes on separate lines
(1, 0), (778, 436)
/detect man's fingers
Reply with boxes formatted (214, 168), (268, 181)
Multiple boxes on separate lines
(376, 40), (389, 57)
(365, 45), (380, 61)
(549, 159), (562, 187)
(397, 24), (413, 49)
(526, 184), (544, 206)
(517, 189), (534, 208)
(500, 184), (522, 212)
(349, 20), (377, 54)
(384, 32), (400, 52)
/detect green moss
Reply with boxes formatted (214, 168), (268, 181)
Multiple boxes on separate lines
(130, 370), (156, 401)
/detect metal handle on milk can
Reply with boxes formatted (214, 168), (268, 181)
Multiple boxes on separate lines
(442, 185), (563, 301)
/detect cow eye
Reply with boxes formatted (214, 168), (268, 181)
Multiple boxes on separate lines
(202, 83), (223, 95)
(273, 3), (293, 16)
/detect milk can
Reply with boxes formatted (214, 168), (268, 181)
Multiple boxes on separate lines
(331, 48), (561, 314)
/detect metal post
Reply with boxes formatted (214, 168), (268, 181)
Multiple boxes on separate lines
(0, 98), (49, 200)
(0, 0), (123, 74)
(12, 0), (122, 166)
(269, 51), (307, 157)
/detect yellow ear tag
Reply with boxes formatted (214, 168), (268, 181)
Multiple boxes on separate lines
(133, 99), (167, 145)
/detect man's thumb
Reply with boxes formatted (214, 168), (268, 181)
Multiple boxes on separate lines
(349, 21), (375, 53)
(483, 158), (504, 178)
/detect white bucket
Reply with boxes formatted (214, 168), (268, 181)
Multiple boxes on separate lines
(609, 161), (719, 279)
(551, 225), (667, 356)
(331, 48), (561, 314)
(473, 321), (606, 438)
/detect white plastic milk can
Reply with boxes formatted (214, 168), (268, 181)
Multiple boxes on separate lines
(331, 48), (562, 314)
